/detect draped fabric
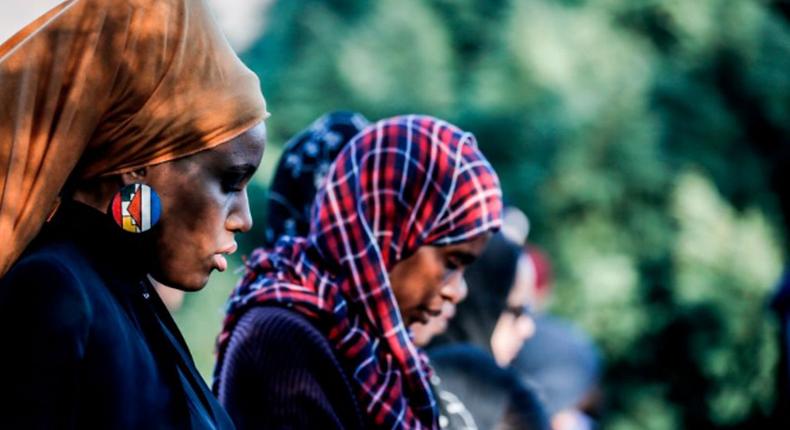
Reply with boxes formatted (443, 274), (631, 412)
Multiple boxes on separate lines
(265, 111), (369, 246)
(0, 0), (268, 276)
(216, 115), (503, 429)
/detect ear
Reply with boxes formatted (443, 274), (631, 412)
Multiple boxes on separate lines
(119, 168), (148, 186)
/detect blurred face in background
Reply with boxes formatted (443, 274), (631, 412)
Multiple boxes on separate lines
(389, 235), (488, 326)
(491, 252), (537, 366)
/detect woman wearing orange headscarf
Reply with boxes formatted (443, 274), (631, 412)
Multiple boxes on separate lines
(0, 0), (267, 428)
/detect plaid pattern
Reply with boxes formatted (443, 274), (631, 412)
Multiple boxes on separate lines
(215, 115), (503, 429)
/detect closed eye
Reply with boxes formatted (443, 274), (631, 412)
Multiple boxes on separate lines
(222, 164), (257, 193)
(444, 251), (477, 271)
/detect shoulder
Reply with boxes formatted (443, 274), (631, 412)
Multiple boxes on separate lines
(3, 241), (82, 290)
(219, 307), (363, 430)
(0, 243), (94, 329)
(227, 306), (335, 364)
(219, 306), (350, 395)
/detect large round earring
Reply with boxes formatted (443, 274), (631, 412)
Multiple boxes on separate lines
(109, 183), (162, 233)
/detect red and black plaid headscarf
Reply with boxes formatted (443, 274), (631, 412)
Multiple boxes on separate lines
(215, 115), (503, 429)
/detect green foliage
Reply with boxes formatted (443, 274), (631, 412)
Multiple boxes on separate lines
(175, 0), (790, 428)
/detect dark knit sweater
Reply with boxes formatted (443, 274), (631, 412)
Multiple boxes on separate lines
(216, 306), (365, 430)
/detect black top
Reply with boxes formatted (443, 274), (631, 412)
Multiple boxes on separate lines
(0, 200), (234, 430)
(216, 306), (364, 430)
(430, 345), (550, 430)
(512, 315), (600, 415)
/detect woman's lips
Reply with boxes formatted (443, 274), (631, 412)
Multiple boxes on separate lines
(212, 241), (238, 272)
(414, 307), (443, 324)
(212, 254), (228, 272)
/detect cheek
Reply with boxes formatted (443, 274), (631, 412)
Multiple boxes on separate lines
(151, 181), (226, 272)
(389, 249), (447, 309)
(167, 184), (216, 235)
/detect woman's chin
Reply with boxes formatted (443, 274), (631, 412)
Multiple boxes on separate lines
(150, 271), (209, 293)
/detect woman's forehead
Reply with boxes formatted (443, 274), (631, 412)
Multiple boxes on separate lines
(197, 123), (267, 166)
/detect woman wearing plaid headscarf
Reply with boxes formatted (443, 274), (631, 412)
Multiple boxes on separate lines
(214, 115), (503, 429)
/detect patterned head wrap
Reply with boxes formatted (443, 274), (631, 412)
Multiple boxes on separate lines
(215, 115), (502, 429)
(265, 111), (369, 246)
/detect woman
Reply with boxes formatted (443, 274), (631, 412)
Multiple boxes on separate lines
(214, 115), (503, 429)
(434, 232), (537, 367)
(426, 232), (547, 430)
(513, 248), (603, 430)
(0, 0), (267, 428)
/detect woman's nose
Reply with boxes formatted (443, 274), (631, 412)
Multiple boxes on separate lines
(226, 191), (253, 233)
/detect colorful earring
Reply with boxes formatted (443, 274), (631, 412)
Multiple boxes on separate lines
(109, 183), (161, 233)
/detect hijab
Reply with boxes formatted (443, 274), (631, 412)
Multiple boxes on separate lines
(0, 0), (268, 276)
(216, 115), (503, 429)
(264, 111), (369, 246)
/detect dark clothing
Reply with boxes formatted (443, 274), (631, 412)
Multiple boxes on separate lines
(513, 315), (600, 415)
(0, 201), (234, 430)
(216, 306), (364, 430)
(430, 345), (550, 430)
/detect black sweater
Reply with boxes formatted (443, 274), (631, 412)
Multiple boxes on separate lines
(0, 201), (234, 429)
(216, 306), (365, 430)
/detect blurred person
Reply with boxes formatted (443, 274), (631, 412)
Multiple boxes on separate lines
(525, 247), (553, 313)
(0, 0), (267, 427)
(214, 115), (503, 429)
(436, 232), (538, 367)
(514, 247), (603, 430)
(427, 231), (547, 429)
(500, 206), (530, 246)
(430, 345), (550, 430)
(513, 316), (601, 430)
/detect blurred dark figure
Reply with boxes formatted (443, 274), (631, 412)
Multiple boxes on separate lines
(431, 345), (550, 430)
(513, 316), (601, 430)
(429, 231), (548, 429)
(436, 232), (536, 367)
(771, 271), (790, 426)
(514, 248), (603, 430)
(264, 110), (370, 246)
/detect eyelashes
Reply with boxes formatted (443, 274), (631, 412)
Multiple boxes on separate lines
(221, 173), (246, 193)
(221, 164), (257, 194)
(444, 256), (462, 273)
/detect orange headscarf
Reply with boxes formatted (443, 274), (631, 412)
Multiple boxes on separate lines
(0, 0), (268, 276)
